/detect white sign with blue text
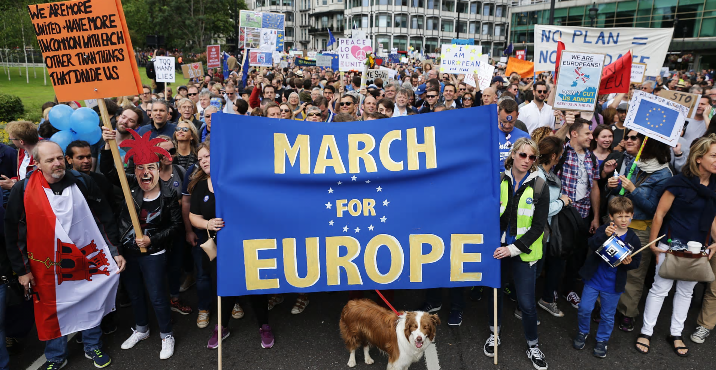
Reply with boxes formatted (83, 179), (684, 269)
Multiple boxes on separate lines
(439, 45), (488, 75)
(534, 26), (673, 77)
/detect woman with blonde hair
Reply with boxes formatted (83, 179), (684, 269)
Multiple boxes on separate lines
(176, 98), (202, 130)
(531, 126), (553, 145)
(484, 137), (550, 370)
(279, 103), (294, 120)
(173, 120), (200, 170)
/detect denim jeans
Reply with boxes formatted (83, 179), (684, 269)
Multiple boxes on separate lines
(536, 253), (566, 303)
(426, 288), (465, 311)
(578, 284), (621, 342)
(122, 253), (173, 336)
(167, 234), (186, 298)
(488, 256), (539, 346)
(0, 283), (9, 370)
(45, 325), (102, 363)
(192, 245), (212, 311)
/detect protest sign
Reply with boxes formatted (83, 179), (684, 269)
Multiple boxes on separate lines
(338, 38), (372, 71)
(154, 56), (175, 83)
(554, 51), (605, 111)
(599, 51), (631, 94)
(464, 63), (496, 91)
(276, 31), (285, 52)
(380, 66), (397, 80)
(240, 10), (262, 28)
(352, 30), (367, 39)
(516, 50), (526, 60)
(84, 99), (98, 109)
(244, 28), (261, 49)
(249, 50), (272, 67)
(439, 45), (486, 75)
(631, 63), (646, 84)
(624, 90), (688, 147)
(289, 50), (303, 57)
(534, 25), (673, 77)
(661, 67), (670, 78)
(27, 0), (142, 101)
(262, 12), (285, 29)
(295, 57), (316, 67)
(181, 62), (204, 79)
(260, 29), (278, 52)
(451, 38), (474, 45)
(307, 51), (318, 60)
(659, 90), (701, 119)
(211, 107), (502, 296)
(388, 54), (400, 64)
(316, 54), (333, 68)
(207, 45), (221, 68)
(366, 69), (389, 81)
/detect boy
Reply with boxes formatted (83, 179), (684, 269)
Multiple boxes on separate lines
(573, 197), (641, 358)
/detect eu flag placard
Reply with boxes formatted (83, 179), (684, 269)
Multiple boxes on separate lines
(633, 99), (680, 137)
(212, 108), (502, 296)
(624, 90), (688, 147)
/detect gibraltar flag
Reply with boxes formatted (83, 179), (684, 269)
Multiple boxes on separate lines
(24, 171), (119, 341)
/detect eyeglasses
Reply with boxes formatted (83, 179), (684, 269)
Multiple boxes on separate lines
(518, 152), (538, 161)
(535, 90), (547, 94)
(625, 135), (640, 141)
(463, 97), (472, 101)
(176, 127), (190, 132)
(280, 109), (291, 113)
(340, 102), (353, 106)
(8, 138), (17, 141)
(640, 87), (650, 90)
(459, 88), (466, 91)
(188, 93), (198, 96)
(205, 115), (212, 119)
(426, 94), (438, 98)
(227, 92), (235, 96)
(307, 113), (321, 117)
(168, 148), (177, 155)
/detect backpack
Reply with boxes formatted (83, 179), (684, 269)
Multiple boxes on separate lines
(499, 172), (546, 203)
(548, 205), (587, 258)
(146, 60), (156, 80)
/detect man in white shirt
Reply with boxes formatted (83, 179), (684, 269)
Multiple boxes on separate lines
(519, 81), (554, 134)
(393, 88), (415, 117)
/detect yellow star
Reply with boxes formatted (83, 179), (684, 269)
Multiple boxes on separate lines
(446, 47), (451, 53)
(470, 56), (474, 61)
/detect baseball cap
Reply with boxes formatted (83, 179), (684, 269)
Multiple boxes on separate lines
(617, 102), (629, 111)
(492, 76), (505, 84)
(416, 84), (427, 95)
(178, 85), (188, 92)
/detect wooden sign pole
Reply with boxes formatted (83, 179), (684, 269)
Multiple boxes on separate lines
(218, 296), (223, 370)
(493, 288), (498, 365)
(97, 99), (146, 253)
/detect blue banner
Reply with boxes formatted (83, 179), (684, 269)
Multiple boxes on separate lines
(452, 38), (475, 45)
(295, 57), (316, 67)
(388, 53), (400, 63)
(212, 108), (502, 296)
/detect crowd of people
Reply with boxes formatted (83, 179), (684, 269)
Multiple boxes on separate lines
(1, 54), (716, 370)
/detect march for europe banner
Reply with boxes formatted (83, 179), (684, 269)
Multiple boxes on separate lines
(212, 108), (502, 296)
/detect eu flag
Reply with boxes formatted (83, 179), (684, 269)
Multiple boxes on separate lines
(327, 28), (336, 48)
(633, 99), (681, 138)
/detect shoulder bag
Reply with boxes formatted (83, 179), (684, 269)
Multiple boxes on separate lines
(658, 233), (715, 283)
(200, 229), (217, 261)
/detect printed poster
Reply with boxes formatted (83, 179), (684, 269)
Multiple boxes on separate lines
(554, 51), (605, 111)
(249, 50), (273, 67)
(240, 10), (262, 28)
(262, 12), (285, 30)
(624, 90), (689, 147)
(276, 31), (285, 52)
(207, 45), (221, 68)
(260, 28), (278, 52)
(338, 38), (372, 71)
(245, 28), (261, 49)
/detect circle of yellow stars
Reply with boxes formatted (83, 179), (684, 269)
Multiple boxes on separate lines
(440, 44), (482, 73)
(645, 107), (666, 129)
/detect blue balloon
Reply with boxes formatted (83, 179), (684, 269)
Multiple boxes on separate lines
(49, 130), (76, 152)
(48, 105), (74, 131)
(70, 107), (100, 134)
(74, 125), (102, 145)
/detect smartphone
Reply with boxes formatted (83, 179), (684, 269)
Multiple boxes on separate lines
(681, 120), (690, 137)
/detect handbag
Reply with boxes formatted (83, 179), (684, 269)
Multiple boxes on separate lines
(200, 229), (217, 261)
(658, 233), (715, 283)
(2, 276), (27, 306)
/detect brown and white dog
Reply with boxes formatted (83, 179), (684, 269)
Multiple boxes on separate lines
(339, 299), (440, 370)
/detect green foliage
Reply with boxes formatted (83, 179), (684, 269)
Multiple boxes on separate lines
(0, 94), (26, 122)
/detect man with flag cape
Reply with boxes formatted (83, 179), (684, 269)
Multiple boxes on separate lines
(5, 140), (124, 369)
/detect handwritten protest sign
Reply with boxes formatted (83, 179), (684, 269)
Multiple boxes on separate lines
(464, 62), (495, 91)
(554, 51), (605, 111)
(249, 50), (272, 67)
(366, 69), (389, 81)
(316, 54), (333, 68)
(154, 56), (175, 83)
(338, 38), (372, 71)
(631, 63), (646, 84)
(27, 0), (142, 101)
(260, 28), (277, 52)
(379, 66), (397, 80)
(351, 30), (366, 39)
(659, 90), (701, 119)
(212, 107), (502, 296)
(624, 90), (688, 147)
(240, 10), (262, 28)
(439, 45), (486, 75)
(207, 45), (221, 68)
(181, 62), (204, 79)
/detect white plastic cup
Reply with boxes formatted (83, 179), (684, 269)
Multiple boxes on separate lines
(687, 241), (703, 254)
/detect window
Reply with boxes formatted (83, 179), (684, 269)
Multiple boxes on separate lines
(410, 39), (423, 52)
(322, 39), (327, 49)
(482, 23), (491, 35)
(373, 0), (390, 5)
(457, 2), (468, 13)
(412, 0), (424, 7)
(395, 0), (408, 5)
(494, 24), (502, 36)
(377, 35), (391, 50)
(377, 14), (390, 27)
(470, 2), (478, 14)
(411, 15), (424, 29)
(426, 17), (439, 30)
(286, 28), (295, 37)
(468, 21), (478, 34)
(483, 4), (490, 16)
(393, 36), (407, 51)
(283, 0), (293, 5)
(427, 0), (436, 9)
(285, 13), (294, 22)
(395, 14), (408, 28)
(337, 14), (344, 29)
(362, 15), (369, 27)
(271, 0), (278, 5)
(425, 38), (438, 53)
(321, 16), (329, 28)
(458, 20), (467, 34)
(442, 0), (454, 12)
(495, 5), (502, 17)
(362, 0), (369, 6)
(441, 20), (454, 32)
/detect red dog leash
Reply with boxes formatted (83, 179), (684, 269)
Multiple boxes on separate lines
(375, 290), (402, 316)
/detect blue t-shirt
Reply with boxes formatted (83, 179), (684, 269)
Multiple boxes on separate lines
(585, 229), (639, 293)
(498, 127), (530, 171)
(137, 122), (177, 139)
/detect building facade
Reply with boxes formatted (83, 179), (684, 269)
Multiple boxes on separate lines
(509, 0), (716, 69)
(251, 0), (512, 55)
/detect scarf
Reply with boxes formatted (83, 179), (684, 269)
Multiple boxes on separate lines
(668, 173), (716, 233)
(636, 158), (669, 174)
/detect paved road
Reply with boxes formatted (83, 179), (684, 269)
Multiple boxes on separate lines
(9, 279), (716, 370)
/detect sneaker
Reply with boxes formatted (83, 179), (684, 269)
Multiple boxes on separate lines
(170, 298), (193, 315)
(41, 360), (67, 370)
(563, 291), (580, 309)
(691, 325), (711, 344)
(5, 337), (23, 356)
(207, 325), (230, 349)
(469, 287), (483, 302)
(538, 299), (564, 317)
(618, 316), (634, 332)
(514, 307), (540, 325)
(448, 310), (463, 326)
(267, 295), (284, 310)
(160, 335), (175, 360)
(260, 324), (275, 349)
(504, 286), (517, 302)
(179, 274), (195, 293)
(197, 310), (210, 328)
(593, 341), (607, 358)
(420, 302), (442, 313)
(527, 345), (548, 370)
(573, 332), (588, 350)
(85, 348), (111, 368)
(483, 333), (501, 357)
(121, 328), (150, 350)
(101, 321), (117, 335)
(231, 304), (245, 319)
(291, 294), (309, 315)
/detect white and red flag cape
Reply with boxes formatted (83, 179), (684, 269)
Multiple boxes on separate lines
(24, 171), (119, 341)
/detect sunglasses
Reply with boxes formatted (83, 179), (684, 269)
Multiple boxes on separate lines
(176, 127), (190, 132)
(459, 88), (466, 91)
(205, 115), (212, 119)
(168, 148), (177, 155)
(280, 109), (291, 113)
(463, 97), (472, 101)
(307, 113), (321, 117)
(340, 102), (353, 106)
(227, 92), (236, 96)
(426, 94), (438, 98)
(535, 90), (547, 94)
(188, 93), (198, 96)
(518, 152), (538, 161)
(625, 135), (640, 141)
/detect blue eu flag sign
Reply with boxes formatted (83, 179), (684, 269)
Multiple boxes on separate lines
(633, 99), (681, 138)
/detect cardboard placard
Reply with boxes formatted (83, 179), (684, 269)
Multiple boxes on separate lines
(631, 63), (646, 84)
(239, 10), (262, 28)
(624, 90), (688, 147)
(181, 62), (204, 79)
(464, 63), (496, 91)
(207, 45), (221, 68)
(154, 56), (175, 83)
(249, 50), (272, 67)
(351, 29), (366, 40)
(379, 66), (397, 80)
(260, 28), (277, 52)
(659, 90), (701, 120)
(439, 44), (487, 75)
(27, 0), (142, 101)
(516, 50), (526, 60)
(554, 51), (605, 111)
(338, 38), (372, 71)
(316, 55), (333, 68)
(366, 69), (389, 81)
